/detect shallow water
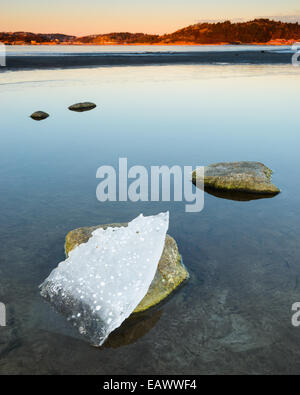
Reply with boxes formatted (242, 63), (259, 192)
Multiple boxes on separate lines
(1, 64), (300, 374)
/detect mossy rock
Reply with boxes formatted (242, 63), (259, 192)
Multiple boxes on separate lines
(192, 161), (280, 195)
(65, 223), (188, 313)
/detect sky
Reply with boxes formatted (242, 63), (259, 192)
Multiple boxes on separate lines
(1, 0), (300, 36)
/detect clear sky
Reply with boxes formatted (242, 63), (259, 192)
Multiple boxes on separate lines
(1, 0), (300, 36)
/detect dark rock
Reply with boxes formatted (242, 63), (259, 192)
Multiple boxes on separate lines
(68, 102), (96, 112)
(30, 111), (49, 121)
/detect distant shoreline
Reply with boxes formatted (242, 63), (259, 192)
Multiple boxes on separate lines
(3, 41), (297, 47)
(4, 51), (293, 70)
(2, 18), (300, 47)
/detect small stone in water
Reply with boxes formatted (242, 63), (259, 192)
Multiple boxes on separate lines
(30, 111), (49, 121)
(68, 102), (97, 112)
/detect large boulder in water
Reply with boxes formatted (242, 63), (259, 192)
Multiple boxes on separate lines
(65, 223), (188, 314)
(192, 161), (280, 195)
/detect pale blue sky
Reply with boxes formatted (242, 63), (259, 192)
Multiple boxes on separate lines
(1, 0), (300, 35)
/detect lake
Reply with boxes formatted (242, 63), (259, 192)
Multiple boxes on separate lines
(5, 44), (293, 56)
(0, 63), (300, 374)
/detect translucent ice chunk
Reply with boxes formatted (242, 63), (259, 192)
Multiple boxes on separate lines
(40, 212), (169, 346)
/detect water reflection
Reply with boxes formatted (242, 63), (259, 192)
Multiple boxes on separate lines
(103, 309), (163, 349)
(1, 64), (300, 374)
(203, 186), (279, 202)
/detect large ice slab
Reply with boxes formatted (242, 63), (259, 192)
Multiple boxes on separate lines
(40, 212), (169, 346)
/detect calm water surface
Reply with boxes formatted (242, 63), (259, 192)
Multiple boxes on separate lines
(0, 64), (300, 374)
(6, 44), (293, 56)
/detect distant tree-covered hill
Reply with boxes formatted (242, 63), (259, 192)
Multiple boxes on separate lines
(1, 19), (300, 45)
(0, 32), (76, 44)
(160, 19), (300, 44)
(75, 32), (159, 44)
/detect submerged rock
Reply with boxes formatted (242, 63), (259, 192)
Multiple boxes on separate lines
(30, 111), (49, 121)
(65, 222), (188, 314)
(192, 161), (280, 195)
(68, 102), (96, 112)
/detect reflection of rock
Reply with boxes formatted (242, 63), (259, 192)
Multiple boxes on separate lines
(0, 307), (21, 358)
(65, 223), (189, 313)
(30, 111), (49, 121)
(202, 187), (278, 202)
(68, 102), (96, 112)
(0, 328), (21, 358)
(193, 161), (280, 196)
(104, 309), (163, 349)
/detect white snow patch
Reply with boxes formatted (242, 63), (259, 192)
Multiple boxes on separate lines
(40, 212), (169, 345)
